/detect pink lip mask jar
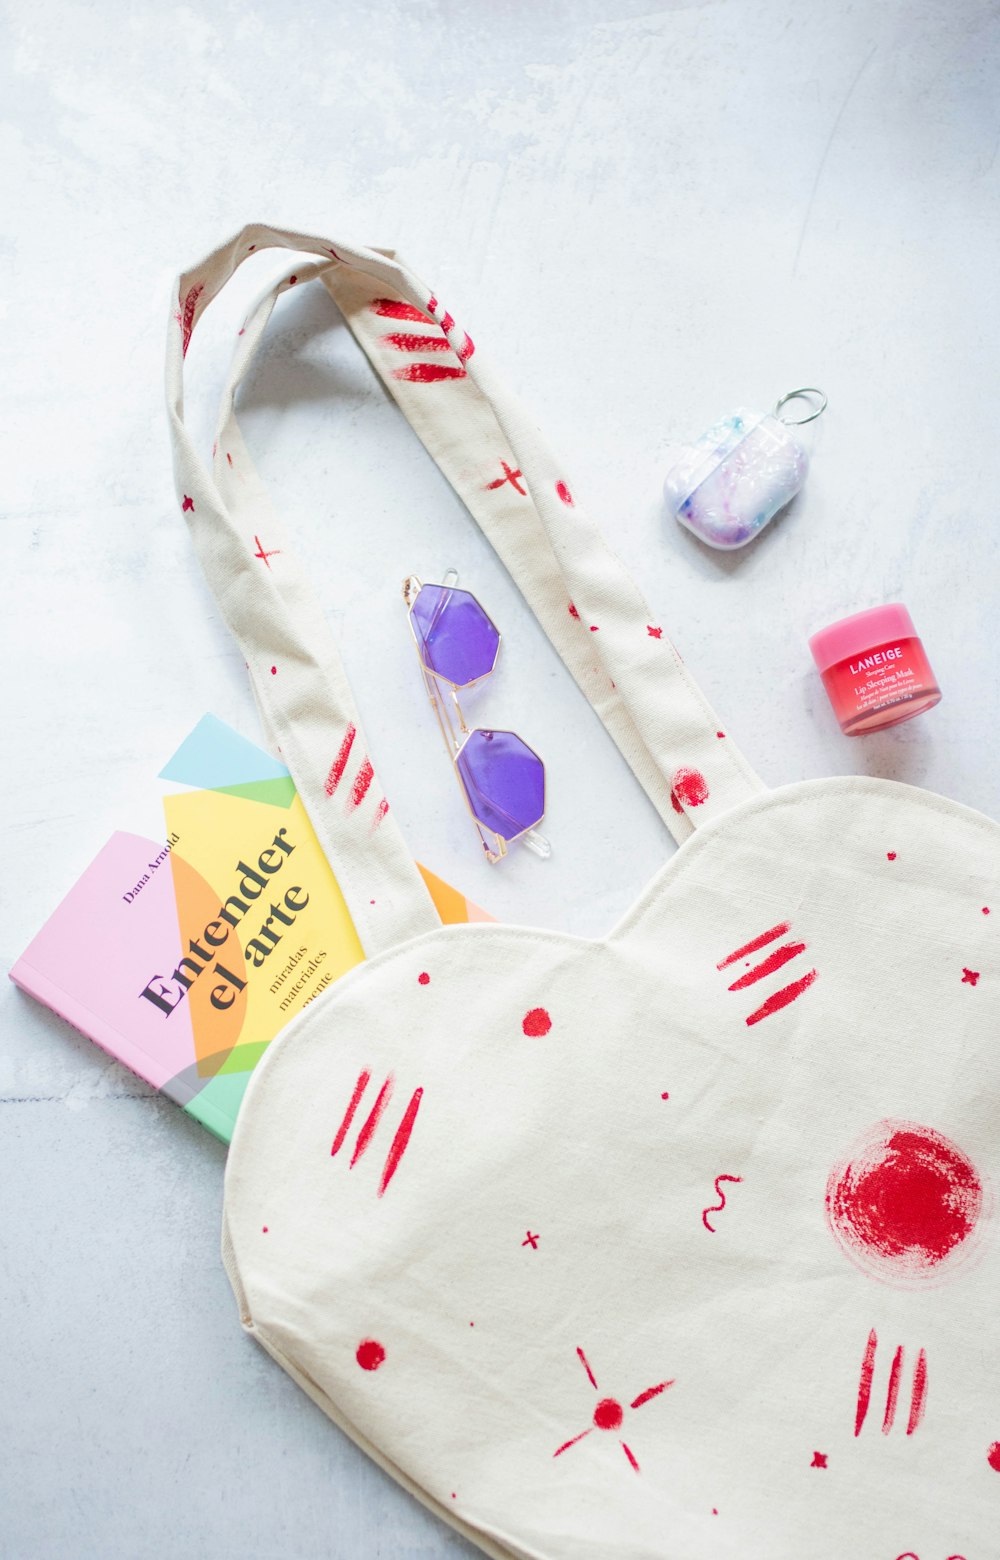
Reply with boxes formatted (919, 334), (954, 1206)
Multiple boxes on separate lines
(809, 604), (942, 735)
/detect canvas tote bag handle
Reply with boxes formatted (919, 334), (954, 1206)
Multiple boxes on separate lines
(166, 224), (765, 955)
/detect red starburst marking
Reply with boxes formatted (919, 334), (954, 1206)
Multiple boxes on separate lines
(553, 1346), (674, 1474)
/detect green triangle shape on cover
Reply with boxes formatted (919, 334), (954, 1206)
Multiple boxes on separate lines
(215, 776), (297, 808)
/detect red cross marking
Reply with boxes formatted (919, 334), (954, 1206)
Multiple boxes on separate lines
(486, 460), (526, 495)
(522, 1230), (539, 1249)
(254, 535), (282, 569)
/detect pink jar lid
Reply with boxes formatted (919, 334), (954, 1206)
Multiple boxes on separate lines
(808, 604), (917, 674)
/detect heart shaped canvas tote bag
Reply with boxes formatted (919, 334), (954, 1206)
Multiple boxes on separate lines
(167, 225), (1000, 1560)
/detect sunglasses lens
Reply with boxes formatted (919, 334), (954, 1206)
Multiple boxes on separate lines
(456, 729), (545, 842)
(411, 585), (500, 687)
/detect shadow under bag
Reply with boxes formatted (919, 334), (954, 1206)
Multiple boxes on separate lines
(166, 223), (1000, 1560)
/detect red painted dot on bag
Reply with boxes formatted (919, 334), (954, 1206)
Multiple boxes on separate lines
(556, 480), (574, 506)
(716, 731), (725, 739)
(887, 852), (897, 861)
(983, 907), (991, 915)
(418, 972), (430, 986)
(356, 1339), (386, 1371)
(288, 274), (298, 284)
(262, 1226), (268, 1233)
(671, 768), (709, 811)
(270, 666), (276, 676)
(988, 1441), (1000, 1471)
(522, 1008), (552, 1037)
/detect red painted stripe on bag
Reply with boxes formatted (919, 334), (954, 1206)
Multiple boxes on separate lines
(717, 922), (791, 970)
(620, 1442), (640, 1473)
(456, 333), (475, 363)
(377, 1088), (423, 1197)
(855, 1329), (878, 1436)
(381, 332), (452, 352)
(882, 1345), (904, 1434)
(350, 757), (375, 807)
(630, 1380), (675, 1410)
(331, 1069), (371, 1157)
(351, 1076), (394, 1166)
(745, 969), (817, 1026)
(325, 724), (356, 795)
(907, 1348), (928, 1435)
(577, 1347), (598, 1390)
(371, 797), (390, 832)
(371, 298), (435, 323)
(391, 363), (468, 383)
(727, 942), (807, 990)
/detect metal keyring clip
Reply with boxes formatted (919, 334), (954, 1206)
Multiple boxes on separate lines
(773, 387), (828, 427)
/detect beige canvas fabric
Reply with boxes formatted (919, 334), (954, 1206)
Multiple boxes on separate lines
(167, 225), (1000, 1560)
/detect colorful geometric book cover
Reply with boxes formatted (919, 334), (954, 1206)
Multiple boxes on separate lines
(9, 714), (492, 1143)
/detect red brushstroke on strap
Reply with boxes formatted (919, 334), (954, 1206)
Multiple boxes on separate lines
(392, 363), (468, 383)
(381, 331), (451, 352)
(325, 724), (356, 795)
(350, 757), (375, 808)
(371, 298), (434, 323)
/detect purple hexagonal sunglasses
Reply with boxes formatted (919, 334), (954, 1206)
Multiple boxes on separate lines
(403, 571), (550, 864)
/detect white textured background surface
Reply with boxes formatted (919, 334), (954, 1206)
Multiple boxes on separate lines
(3, 2), (999, 1556)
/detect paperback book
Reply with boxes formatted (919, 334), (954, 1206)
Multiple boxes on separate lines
(9, 713), (490, 1142)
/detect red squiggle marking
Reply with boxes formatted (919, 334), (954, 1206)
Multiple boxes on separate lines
(577, 1347), (598, 1390)
(351, 1076), (394, 1166)
(350, 757), (375, 807)
(371, 298), (434, 323)
(702, 1174), (742, 1232)
(727, 942), (807, 991)
(907, 1348), (928, 1434)
(381, 331), (451, 351)
(745, 969), (818, 1026)
(391, 363), (468, 383)
(855, 1329), (877, 1435)
(717, 922), (790, 970)
(882, 1345), (904, 1433)
(378, 1088), (423, 1197)
(331, 1069), (371, 1157)
(324, 724), (356, 795)
(180, 282), (204, 356)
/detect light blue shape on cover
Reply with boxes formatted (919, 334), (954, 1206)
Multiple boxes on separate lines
(159, 712), (289, 791)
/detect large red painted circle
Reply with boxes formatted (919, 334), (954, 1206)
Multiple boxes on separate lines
(825, 1121), (982, 1286)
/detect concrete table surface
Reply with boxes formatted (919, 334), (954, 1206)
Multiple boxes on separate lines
(2, 1), (999, 1555)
